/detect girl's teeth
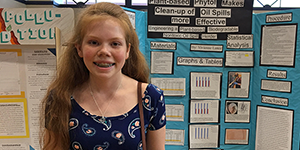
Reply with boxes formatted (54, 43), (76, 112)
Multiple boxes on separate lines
(94, 62), (114, 67)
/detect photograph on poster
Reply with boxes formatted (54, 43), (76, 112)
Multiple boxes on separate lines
(255, 106), (293, 150)
(190, 72), (222, 99)
(190, 100), (219, 123)
(166, 104), (184, 122)
(225, 51), (254, 67)
(261, 79), (291, 93)
(150, 51), (174, 74)
(227, 72), (250, 98)
(225, 128), (249, 145)
(189, 124), (219, 148)
(267, 69), (287, 79)
(166, 129), (185, 146)
(260, 24), (297, 67)
(225, 100), (250, 123)
(151, 78), (185, 96)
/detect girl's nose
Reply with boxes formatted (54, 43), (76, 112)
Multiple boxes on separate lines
(97, 44), (110, 56)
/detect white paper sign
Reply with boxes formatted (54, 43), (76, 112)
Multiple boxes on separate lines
(227, 34), (253, 49)
(0, 8), (74, 45)
(177, 57), (223, 67)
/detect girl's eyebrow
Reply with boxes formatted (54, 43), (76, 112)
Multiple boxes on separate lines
(85, 35), (125, 41)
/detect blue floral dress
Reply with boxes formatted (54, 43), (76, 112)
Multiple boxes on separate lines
(69, 84), (166, 150)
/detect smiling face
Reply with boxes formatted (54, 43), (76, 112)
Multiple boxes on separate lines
(76, 16), (130, 81)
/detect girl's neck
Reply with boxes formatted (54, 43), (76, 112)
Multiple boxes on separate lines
(88, 74), (124, 94)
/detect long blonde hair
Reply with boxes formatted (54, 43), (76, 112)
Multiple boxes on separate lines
(40, 2), (149, 149)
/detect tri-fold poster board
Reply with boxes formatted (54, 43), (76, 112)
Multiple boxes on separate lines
(0, 7), (74, 150)
(147, 1), (300, 150)
(1, 2), (300, 150)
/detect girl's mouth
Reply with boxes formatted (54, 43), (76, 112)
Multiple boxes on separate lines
(93, 62), (115, 68)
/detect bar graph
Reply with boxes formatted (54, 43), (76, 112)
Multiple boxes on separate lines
(194, 102), (209, 115)
(189, 124), (219, 148)
(195, 76), (210, 87)
(190, 100), (219, 123)
(194, 127), (209, 139)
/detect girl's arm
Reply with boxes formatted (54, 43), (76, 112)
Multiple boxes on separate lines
(146, 126), (166, 150)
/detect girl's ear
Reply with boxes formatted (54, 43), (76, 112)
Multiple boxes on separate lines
(126, 43), (131, 59)
(75, 44), (83, 58)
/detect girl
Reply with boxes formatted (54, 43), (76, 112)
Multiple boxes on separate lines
(40, 2), (166, 150)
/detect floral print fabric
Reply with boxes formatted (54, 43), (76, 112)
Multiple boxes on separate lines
(69, 84), (166, 150)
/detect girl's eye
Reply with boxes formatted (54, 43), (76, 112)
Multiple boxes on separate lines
(88, 40), (99, 46)
(112, 42), (121, 47)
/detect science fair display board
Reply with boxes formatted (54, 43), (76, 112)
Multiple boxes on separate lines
(0, 7), (74, 150)
(146, 1), (300, 150)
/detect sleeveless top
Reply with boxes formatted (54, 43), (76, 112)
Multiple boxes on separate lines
(69, 84), (166, 150)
